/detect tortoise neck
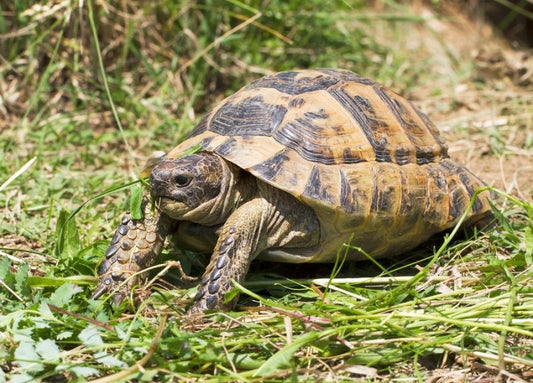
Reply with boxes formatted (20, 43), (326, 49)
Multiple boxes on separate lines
(181, 156), (249, 226)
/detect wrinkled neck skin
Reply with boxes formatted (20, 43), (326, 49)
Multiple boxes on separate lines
(179, 158), (254, 226)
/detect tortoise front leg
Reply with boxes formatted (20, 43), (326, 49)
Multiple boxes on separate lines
(92, 199), (173, 306)
(188, 198), (267, 314)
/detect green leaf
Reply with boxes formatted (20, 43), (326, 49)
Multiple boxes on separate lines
(228, 353), (265, 370)
(60, 365), (99, 378)
(11, 316), (34, 343)
(9, 373), (35, 383)
(55, 209), (81, 259)
(14, 341), (44, 374)
(224, 287), (240, 304)
(14, 263), (29, 297)
(56, 330), (74, 340)
(129, 182), (144, 220)
(179, 144), (203, 158)
(38, 300), (53, 317)
(28, 275), (92, 288)
(253, 331), (321, 377)
(524, 225), (533, 261)
(79, 325), (104, 347)
(94, 351), (127, 367)
(36, 339), (61, 363)
(0, 256), (10, 280)
(48, 283), (82, 308)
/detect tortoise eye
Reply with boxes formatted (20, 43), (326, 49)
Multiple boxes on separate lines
(174, 174), (192, 187)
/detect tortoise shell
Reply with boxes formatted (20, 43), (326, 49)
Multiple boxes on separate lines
(164, 68), (492, 260)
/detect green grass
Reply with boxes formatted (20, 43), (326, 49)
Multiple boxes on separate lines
(1, 0), (533, 382)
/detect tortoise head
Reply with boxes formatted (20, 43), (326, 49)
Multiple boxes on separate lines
(150, 152), (236, 225)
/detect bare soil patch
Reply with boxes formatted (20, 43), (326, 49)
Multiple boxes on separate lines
(404, 2), (533, 203)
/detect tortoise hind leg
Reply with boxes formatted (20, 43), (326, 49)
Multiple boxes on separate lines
(459, 209), (497, 238)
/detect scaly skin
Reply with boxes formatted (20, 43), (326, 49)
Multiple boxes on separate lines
(188, 199), (265, 313)
(92, 198), (173, 306)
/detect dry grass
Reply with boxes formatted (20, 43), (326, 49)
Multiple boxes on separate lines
(0, 1), (532, 382)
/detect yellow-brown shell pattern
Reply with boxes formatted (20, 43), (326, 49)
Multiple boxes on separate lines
(166, 69), (492, 249)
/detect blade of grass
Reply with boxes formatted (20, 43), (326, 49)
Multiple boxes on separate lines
(177, 11), (263, 75)
(0, 157), (36, 192)
(87, 315), (168, 383)
(252, 330), (322, 377)
(55, 179), (141, 258)
(86, 0), (136, 169)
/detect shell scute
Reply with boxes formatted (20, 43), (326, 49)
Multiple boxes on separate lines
(214, 137), (237, 156)
(210, 94), (287, 137)
(370, 164), (402, 218)
(334, 163), (375, 228)
(328, 87), (392, 162)
(274, 89), (375, 165)
(372, 85), (445, 164)
(250, 150), (291, 181)
(245, 70), (340, 95)
(458, 171), (484, 213)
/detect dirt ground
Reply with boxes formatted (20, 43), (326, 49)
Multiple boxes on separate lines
(401, 2), (533, 204)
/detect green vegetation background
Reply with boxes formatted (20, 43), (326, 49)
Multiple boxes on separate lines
(1, 1), (532, 382)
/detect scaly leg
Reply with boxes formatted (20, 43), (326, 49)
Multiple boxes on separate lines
(188, 198), (267, 314)
(92, 198), (173, 305)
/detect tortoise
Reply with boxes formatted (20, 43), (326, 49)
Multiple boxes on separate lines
(93, 68), (493, 314)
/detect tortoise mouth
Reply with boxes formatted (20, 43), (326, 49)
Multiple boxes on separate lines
(154, 196), (190, 219)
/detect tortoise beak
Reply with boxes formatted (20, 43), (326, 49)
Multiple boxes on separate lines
(149, 160), (178, 200)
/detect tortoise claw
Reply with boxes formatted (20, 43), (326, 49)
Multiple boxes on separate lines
(112, 290), (127, 307)
(91, 278), (111, 300)
(92, 274), (129, 306)
(91, 276), (128, 307)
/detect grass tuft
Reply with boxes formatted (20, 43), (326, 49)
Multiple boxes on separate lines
(1, 0), (532, 381)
